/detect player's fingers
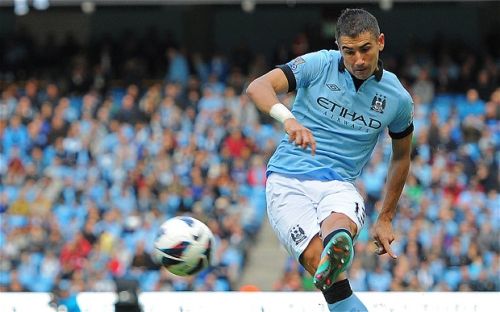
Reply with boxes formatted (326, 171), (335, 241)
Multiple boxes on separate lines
(309, 135), (316, 156)
(294, 132), (303, 146)
(301, 131), (310, 149)
(381, 239), (397, 259)
(373, 241), (385, 255)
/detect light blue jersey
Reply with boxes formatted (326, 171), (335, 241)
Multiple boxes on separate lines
(267, 50), (414, 182)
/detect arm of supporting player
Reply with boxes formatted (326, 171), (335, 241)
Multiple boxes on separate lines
(373, 133), (412, 259)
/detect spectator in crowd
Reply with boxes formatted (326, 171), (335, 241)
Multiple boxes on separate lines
(412, 68), (435, 104)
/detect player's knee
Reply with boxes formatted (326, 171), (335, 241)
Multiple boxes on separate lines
(322, 212), (358, 237)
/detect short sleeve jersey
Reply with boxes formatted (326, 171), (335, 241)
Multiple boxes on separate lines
(267, 50), (414, 182)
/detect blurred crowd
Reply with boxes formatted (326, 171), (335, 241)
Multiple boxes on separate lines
(1, 26), (499, 296)
(1, 27), (285, 293)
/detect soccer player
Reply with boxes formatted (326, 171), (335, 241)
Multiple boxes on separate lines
(246, 8), (413, 311)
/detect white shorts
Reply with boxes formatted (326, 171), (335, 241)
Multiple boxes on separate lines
(266, 173), (366, 261)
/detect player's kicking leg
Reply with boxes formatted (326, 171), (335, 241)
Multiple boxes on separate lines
(301, 212), (368, 312)
(267, 174), (368, 311)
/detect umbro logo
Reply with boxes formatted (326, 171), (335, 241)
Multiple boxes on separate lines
(326, 83), (341, 91)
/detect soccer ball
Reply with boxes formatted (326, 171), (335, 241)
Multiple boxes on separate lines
(153, 216), (214, 276)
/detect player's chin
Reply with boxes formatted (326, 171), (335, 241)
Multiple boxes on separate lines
(353, 70), (370, 80)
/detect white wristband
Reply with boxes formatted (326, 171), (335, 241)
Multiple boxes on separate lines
(269, 103), (295, 124)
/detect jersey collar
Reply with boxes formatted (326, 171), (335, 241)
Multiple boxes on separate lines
(338, 57), (384, 81)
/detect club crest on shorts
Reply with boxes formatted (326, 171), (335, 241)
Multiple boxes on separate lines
(290, 224), (307, 245)
(371, 93), (386, 113)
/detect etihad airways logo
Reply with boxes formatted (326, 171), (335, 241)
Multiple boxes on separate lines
(317, 97), (382, 132)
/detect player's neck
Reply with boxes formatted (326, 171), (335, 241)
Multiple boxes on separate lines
(349, 63), (380, 91)
(349, 73), (365, 91)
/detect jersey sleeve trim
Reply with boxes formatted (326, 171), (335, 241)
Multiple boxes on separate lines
(389, 123), (414, 139)
(277, 64), (296, 92)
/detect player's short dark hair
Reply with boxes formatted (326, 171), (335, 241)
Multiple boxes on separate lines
(335, 8), (380, 41)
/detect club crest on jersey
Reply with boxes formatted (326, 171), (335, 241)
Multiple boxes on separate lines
(371, 94), (386, 113)
(289, 57), (305, 71)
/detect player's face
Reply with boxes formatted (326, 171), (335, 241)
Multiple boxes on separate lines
(338, 32), (385, 80)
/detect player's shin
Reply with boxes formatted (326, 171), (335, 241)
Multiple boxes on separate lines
(322, 279), (368, 312)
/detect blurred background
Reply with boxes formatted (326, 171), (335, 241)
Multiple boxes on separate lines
(0, 0), (498, 302)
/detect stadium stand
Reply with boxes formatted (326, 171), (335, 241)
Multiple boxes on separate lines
(0, 20), (498, 296)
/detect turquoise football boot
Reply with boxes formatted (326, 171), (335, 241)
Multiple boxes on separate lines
(313, 230), (354, 291)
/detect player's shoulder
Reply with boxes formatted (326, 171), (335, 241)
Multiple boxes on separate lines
(381, 69), (413, 104)
(323, 49), (342, 62)
(302, 49), (341, 62)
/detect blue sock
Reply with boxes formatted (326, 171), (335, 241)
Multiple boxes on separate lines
(322, 279), (368, 312)
(327, 293), (368, 312)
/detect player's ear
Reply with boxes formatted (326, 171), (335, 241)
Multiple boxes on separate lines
(378, 33), (385, 51)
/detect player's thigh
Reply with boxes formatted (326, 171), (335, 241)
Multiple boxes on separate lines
(266, 173), (319, 261)
(317, 181), (367, 238)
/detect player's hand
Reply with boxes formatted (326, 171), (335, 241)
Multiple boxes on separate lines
(284, 118), (316, 156)
(372, 217), (397, 259)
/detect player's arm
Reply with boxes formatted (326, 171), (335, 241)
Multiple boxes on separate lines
(373, 132), (412, 259)
(246, 68), (289, 112)
(246, 68), (316, 155)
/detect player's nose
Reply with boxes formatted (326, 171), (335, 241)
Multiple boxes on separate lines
(354, 53), (365, 66)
